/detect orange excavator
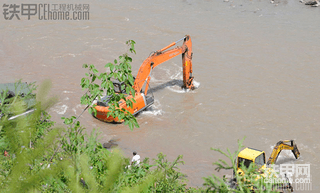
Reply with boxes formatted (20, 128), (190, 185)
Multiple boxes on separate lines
(94, 35), (195, 122)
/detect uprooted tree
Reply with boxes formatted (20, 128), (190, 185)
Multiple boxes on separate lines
(80, 40), (139, 130)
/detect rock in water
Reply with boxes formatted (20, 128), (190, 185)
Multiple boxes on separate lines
(103, 140), (118, 149)
(305, 0), (317, 5)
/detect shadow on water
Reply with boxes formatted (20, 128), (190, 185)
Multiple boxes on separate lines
(147, 79), (184, 94)
(275, 157), (298, 165)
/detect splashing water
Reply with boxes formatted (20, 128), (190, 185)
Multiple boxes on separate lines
(166, 80), (200, 93)
(142, 99), (164, 116)
(52, 104), (68, 115)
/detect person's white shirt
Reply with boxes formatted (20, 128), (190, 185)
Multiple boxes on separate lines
(131, 154), (140, 166)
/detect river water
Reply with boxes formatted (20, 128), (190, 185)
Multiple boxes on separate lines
(1, 0), (320, 191)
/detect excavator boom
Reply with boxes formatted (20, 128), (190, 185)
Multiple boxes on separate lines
(267, 140), (300, 165)
(133, 35), (194, 95)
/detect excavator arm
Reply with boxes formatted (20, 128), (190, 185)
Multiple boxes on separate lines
(267, 140), (300, 165)
(133, 35), (194, 95)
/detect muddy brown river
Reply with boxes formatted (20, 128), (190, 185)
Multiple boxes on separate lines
(1, 0), (319, 191)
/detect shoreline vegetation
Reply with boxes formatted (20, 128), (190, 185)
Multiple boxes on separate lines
(0, 41), (289, 192)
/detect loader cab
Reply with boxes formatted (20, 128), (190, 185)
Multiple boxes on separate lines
(237, 147), (266, 175)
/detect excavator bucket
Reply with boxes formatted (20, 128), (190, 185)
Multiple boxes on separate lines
(291, 140), (300, 160)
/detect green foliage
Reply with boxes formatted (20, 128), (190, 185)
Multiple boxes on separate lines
(34, 111), (55, 144)
(114, 153), (198, 193)
(0, 80), (63, 192)
(0, 77), (195, 192)
(80, 40), (139, 130)
(0, 80), (37, 118)
(151, 153), (188, 192)
(122, 159), (154, 188)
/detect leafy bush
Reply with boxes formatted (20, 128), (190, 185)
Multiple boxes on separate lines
(80, 40), (138, 130)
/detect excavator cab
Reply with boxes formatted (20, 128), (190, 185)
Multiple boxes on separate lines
(237, 148), (267, 175)
(112, 76), (137, 94)
(96, 77), (155, 117)
(112, 80), (127, 94)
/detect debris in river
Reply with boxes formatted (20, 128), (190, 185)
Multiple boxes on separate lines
(305, 0), (320, 6)
(103, 139), (118, 149)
